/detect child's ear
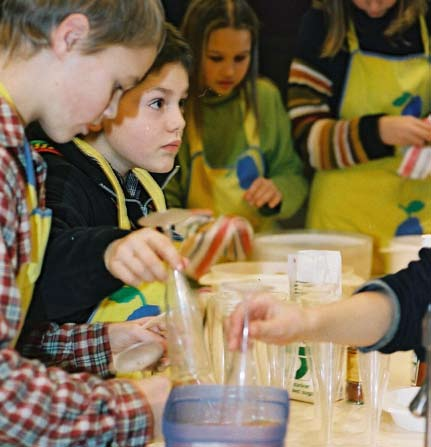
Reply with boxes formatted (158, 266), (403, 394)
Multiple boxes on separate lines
(50, 13), (90, 57)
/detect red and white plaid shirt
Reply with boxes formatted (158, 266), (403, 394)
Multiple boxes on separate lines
(0, 97), (153, 446)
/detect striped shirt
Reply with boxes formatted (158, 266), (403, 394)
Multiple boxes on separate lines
(287, 6), (430, 171)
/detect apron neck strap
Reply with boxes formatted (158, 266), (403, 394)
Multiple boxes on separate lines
(73, 138), (167, 228)
(0, 82), (14, 106)
(132, 168), (166, 212)
(73, 137), (131, 230)
(346, 20), (360, 53)
(419, 15), (429, 56)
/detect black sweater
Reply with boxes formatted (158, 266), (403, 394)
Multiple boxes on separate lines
(375, 248), (431, 359)
(25, 128), (167, 324)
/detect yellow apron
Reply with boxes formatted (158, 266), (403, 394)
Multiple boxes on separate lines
(307, 16), (431, 275)
(0, 83), (52, 347)
(71, 138), (167, 323)
(187, 98), (274, 232)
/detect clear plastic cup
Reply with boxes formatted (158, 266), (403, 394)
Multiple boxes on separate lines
(293, 250), (343, 446)
(206, 281), (294, 390)
(358, 350), (390, 446)
(165, 269), (215, 385)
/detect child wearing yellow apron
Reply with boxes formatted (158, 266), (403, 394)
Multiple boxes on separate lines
(165, 0), (308, 233)
(24, 24), (191, 328)
(288, 1), (431, 274)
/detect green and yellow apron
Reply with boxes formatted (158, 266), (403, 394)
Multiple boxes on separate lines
(306, 16), (431, 275)
(71, 138), (167, 324)
(0, 84), (52, 348)
(186, 98), (273, 232)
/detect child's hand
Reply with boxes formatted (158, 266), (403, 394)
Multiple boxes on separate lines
(379, 115), (431, 147)
(227, 295), (308, 350)
(104, 228), (187, 286)
(107, 316), (167, 356)
(243, 177), (282, 209)
(108, 316), (168, 373)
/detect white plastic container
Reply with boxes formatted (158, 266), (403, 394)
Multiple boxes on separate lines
(199, 261), (290, 293)
(380, 235), (431, 274)
(252, 230), (373, 279)
(383, 386), (425, 432)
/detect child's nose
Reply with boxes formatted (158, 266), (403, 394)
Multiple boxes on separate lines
(222, 62), (235, 77)
(170, 107), (186, 133)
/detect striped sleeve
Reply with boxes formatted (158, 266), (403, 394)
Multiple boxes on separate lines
(288, 58), (393, 170)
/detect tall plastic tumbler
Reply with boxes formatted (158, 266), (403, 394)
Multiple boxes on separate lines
(293, 250), (343, 447)
(358, 350), (390, 446)
(165, 269), (215, 386)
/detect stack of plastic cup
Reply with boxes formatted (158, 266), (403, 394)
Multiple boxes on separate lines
(206, 281), (294, 389)
(292, 250), (343, 447)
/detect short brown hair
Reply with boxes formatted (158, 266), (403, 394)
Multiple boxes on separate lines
(150, 23), (193, 76)
(0, 0), (165, 58)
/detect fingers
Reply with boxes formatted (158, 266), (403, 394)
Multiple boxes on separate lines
(108, 320), (167, 355)
(227, 303), (246, 351)
(134, 327), (166, 348)
(403, 118), (431, 146)
(412, 119), (431, 145)
(227, 295), (277, 350)
(243, 178), (282, 208)
(379, 115), (431, 146)
(226, 295), (306, 350)
(139, 313), (166, 330)
(104, 228), (187, 286)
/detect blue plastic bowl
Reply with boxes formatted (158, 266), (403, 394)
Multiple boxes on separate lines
(163, 384), (289, 446)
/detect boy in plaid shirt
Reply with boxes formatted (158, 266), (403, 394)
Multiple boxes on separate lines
(0, 1), (187, 445)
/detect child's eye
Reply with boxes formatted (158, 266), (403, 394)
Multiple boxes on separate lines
(179, 98), (187, 109)
(149, 98), (164, 110)
(234, 55), (248, 63)
(208, 55), (223, 63)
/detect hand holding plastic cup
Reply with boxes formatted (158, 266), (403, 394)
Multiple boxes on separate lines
(110, 313), (167, 373)
(112, 341), (164, 373)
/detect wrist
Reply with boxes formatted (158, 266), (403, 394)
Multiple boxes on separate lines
(302, 306), (321, 342)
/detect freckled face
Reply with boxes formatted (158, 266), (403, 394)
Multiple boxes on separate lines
(41, 45), (157, 143)
(102, 62), (189, 175)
